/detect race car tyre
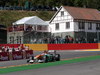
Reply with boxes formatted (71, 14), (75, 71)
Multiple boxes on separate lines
(50, 54), (55, 62)
(30, 60), (34, 63)
(27, 56), (34, 63)
(27, 60), (30, 63)
(43, 55), (48, 63)
(55, 54), (60, 61)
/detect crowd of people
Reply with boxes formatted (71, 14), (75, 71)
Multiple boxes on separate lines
(31, 36), (74, 44)
(31, 35), (75, 44)
(30, 35), (98, 44)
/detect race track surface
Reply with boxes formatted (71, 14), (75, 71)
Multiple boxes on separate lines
(0, 51), (100, 67)
(2, 59), (100, 75)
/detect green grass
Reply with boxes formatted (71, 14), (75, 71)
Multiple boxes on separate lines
(0, 55), (100, 74)
(0, 10), (55, 26)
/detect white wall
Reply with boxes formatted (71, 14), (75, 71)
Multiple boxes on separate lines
(49, 6), (74, 33)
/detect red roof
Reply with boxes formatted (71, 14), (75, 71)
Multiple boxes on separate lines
(63, 6), (100, 21)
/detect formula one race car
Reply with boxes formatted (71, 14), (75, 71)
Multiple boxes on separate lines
(27, 50), (60, 63)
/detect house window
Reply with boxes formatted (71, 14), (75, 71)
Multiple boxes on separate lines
(37, 25), (42, 30)
(42, 26), (47, 30)
(88, 23), (92, 30)
(9, 36), (14, 44)
(55, 23), (59, 30)
(16, 36), (21, 44)
(61, 11), (64, 16)
(96, 23), (100, 30)
(16, 36), (18, 44)
(19, 36), (21, 44)
(78, 22), (85, 29)
(66, 22), (70, 29)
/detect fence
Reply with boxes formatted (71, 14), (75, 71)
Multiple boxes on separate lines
(0, 43), (100, 61)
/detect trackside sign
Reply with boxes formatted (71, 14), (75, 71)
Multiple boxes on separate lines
(0, 52), (9, 61)
(12, 51), (23, 60)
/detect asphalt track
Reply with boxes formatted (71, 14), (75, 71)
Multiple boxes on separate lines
(0, 50), (100, 67)
(1, 58), (100, 75)
(0, 50), (100, 75)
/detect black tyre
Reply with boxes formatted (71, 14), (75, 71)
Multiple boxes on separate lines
(30, 61), (34, 64)
(50, 54), (54, 62)
(27, 60), (30, 63)
(43, 55), (48, 63)
(55, 54), (60, 61)
(31, 56), (34, 60)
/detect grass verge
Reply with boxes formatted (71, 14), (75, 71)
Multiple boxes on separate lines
(0, 55), (100, 74)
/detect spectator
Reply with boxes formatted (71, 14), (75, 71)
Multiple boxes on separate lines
(33, 38), (37, 43)
(94, 38), (98, 43)
(75, 38), (79, 43)
(65, 36), (69, 43)
(0, 46), (2, 50)
(68, 36), (74, 43)
(24, 45), (29, 50)
(12, 46), (15, 52)
(2, 46), (5, 52)
(6, 46), (9, 52)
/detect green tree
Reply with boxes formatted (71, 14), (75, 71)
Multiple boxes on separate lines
(87, 0), (100, 9)
(0, 0), (100, 10)
(74, 0), (82, 7)
(0, 0), (10, 6)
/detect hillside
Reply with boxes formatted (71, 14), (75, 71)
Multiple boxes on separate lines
(0, 10), (55, 27)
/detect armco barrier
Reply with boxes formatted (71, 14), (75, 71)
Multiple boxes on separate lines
(48, 43), (98, 50)
(0, 44), (22, 48)
(0, 43), (99, 61)
(0, 43), (99, 51)
(98, 43), (100, 49)
(24, 44), (48, 51)
(0, 52), (9, 61)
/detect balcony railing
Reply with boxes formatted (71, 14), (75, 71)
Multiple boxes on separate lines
(8, 25), (48, 32)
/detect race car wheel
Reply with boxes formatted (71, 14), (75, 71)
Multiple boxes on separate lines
(27, 60), (30, 63)
(50, 54), (55, 62)
(55, 54), (60, 61)
(43, 55), (48, 63)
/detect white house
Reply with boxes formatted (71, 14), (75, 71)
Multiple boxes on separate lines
(49, 6), (100, 43)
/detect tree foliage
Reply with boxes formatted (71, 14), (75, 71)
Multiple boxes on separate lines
(0, 0), (100, 10)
